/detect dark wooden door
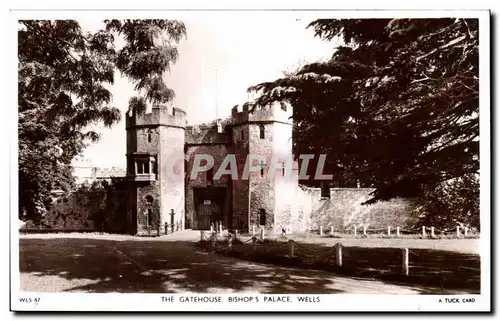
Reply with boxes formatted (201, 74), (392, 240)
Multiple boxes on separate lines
(196, 200), (221, 230)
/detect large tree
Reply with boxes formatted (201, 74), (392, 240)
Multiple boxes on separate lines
(18, 19), (186, 220)
(248, 18), (479, 203)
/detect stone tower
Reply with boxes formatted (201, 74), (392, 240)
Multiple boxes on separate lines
(126, 105), (187, 235)
(230, 102), (296, 232)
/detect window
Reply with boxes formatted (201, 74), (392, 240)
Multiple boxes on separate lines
(280, 102), (287, 111)
(259, 124), (265, 139)
(147, 131), (152, 143)
(259, 209), (266, 226)
(136, 160), (144, 174)
(260, 161), (265, 177)
(206, 168), (213, 184)
(241, 130), (244, 140)
(321, 182), (331, 198)
(136, 159), (151, 174)
(145, 195), (154, 205)
(282, 162), (286, 177)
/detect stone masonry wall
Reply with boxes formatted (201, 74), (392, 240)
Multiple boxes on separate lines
(231, 123), (250, 230)
(248, 123), (275, 230)
(159, 126), (185, 231)
(292, 187), (419, 233)
(136, 182), (162, 235)
(185, 143), (231, 228)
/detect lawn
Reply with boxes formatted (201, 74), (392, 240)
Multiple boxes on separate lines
(198, 234), (481, 294)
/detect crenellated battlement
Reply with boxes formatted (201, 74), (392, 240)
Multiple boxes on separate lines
(126, 105), (187, 129)
(231, 101), (292, 126)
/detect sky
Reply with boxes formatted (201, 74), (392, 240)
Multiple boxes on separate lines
(77, 16), (335, 168)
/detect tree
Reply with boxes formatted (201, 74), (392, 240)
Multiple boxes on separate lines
(248, 18), (479, 203)
(415, 174), (479, 230)
(18, 20), (186, 220)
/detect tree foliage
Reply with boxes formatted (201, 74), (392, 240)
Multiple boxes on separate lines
(18, 19), (186, 220)
(415, 174), (479, 230)
(248, 19), (479, 205)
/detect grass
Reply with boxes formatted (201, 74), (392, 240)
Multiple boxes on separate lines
(197, 236), (481, 294)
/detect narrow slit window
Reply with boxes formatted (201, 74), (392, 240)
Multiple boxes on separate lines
(260, 161), (265, 177)
(207, 168), (214, 184)
(241, 130), (244, 140)
(259, 208), (266, 226)
(280, 103), (287, 111)
(321, 183), (331, 198)
(147, 132), (152, 143)
(259, 124), (265, 139)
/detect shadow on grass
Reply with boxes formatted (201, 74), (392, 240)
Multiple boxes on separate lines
(197, 238), (480, 294)
(19, 238), (346, 294)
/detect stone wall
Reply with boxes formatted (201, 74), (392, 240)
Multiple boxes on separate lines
(185, 143), (231, 229)
(248, 123), (275, 229)
(291, 187), (419, 233)
(159, 126), (185, 232)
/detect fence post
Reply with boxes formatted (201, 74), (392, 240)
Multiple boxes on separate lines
(252, 224), (256, 236)
(320, 226), (323, 236)
(228, 235), (233, 249)
(219, 221), (223, 234)
(170, 209), (175, 234)
(147, 225), (151, 237)
(422, 226), (426, 238)
(157, 224), (160, 237)
(210, 224), (214, 234)
(402, 248), (409, 276)
(330, 225), (334, 236)
(396, 226), (401, 237)
(456, 226), (461, 238)
(200, 230), (204, 241)
(430, 226), (435, 238)
(288, 240), (295, 258)
(464, 227), (469, 237)
(353, 226), (357, 237)
(387, 226), (391, 236)
(235, 229), (239, 240)
(164, 223), (168, 235)
(211, 232), (216, 251)
(260, 227), (265, 240)
(252, 236), (257, 250)
(363, 225), (367, 236)
(334, 243), (343, 267)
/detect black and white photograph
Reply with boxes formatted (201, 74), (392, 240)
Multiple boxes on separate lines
(10, 7), (491, 312)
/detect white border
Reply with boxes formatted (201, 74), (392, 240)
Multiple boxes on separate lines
(8, 9), (491, 312)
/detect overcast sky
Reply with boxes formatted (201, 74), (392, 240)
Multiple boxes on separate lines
(77, 16), (336, 168)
